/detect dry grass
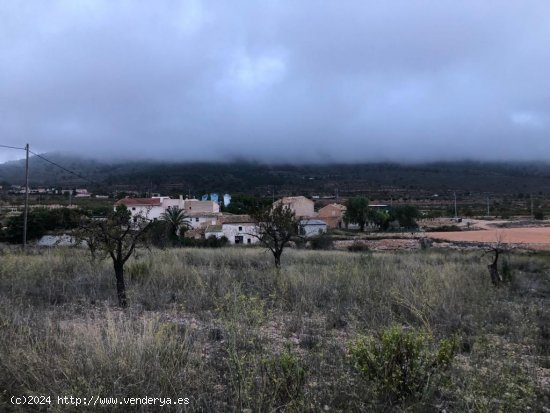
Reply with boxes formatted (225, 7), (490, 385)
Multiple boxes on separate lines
(0, 246), (549, 411)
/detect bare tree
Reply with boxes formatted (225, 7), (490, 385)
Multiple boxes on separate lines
(251, 203), (302, 268)
(75, 217), (105, 262)
(81, 205), (151, 307)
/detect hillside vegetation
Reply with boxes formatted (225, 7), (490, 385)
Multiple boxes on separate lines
(3, 155), (550, 196)
(0, 247), (549, 411)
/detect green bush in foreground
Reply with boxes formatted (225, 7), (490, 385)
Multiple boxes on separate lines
(349, 325), (457, 405)
(261, 349), (307, 410)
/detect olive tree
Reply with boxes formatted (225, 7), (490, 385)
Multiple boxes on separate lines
(81, 205), (151, 307)
(252, 203), (301, 268)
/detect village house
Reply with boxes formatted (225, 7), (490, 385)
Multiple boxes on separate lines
(75, 189), (91, 198)
(273, 196), (315, 218)
(185, 213), (220, 230)
(204, 224), (224, 240)
(318, 203), (347, 229)
(115, 196), (222, 229)
(220, 215), (259, 245)
(183, 198), (221, 229)
(205, 215), (260, 245)
(184, 199), (220, 214)
(115, 197), (166, 220)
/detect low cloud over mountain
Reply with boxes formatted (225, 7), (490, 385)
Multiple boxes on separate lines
(1, 1), (550, 163)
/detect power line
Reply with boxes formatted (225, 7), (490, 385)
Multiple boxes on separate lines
(28, 150), (101, 187)
(2, 143), (104, 188)
(3, 143), (108, 247)
(0, 143), (26, 150)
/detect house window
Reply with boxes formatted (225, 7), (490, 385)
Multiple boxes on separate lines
(238, 226), (243, 231)
(132, 207), (136, 210)
(247, 238), (251, 244)
(195, 218), (199, 222)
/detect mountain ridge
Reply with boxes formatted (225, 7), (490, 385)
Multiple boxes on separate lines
(1, 153), (550, 197)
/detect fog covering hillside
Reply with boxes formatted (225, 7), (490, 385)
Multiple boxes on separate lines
(2, 154), (550, 196)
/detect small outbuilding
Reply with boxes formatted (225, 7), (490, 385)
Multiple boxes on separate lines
(300, 219), (328, 237)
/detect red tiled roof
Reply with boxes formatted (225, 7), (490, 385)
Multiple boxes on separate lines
(115, 198), (161, 206)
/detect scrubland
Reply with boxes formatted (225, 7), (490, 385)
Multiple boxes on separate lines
(0, 246), (549, 412)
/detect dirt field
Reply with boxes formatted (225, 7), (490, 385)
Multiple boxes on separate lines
(426, 226), (550, 250)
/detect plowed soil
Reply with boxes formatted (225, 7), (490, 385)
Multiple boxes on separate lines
(426, 227), (550, 250)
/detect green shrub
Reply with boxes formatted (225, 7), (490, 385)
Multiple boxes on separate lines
(501, 258), (513, 284)
(429, 225), (462, 232)
(347, 241), (369, 252)
(309, 235), (334, 250)
(349, 325), (457, 404)
(261, 349), (307, 408)
(128, 261), (151, 282)
(144, 220), (172, 248)
(180, 236), (228, 248)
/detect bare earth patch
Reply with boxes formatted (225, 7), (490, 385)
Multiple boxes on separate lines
(426, 227), (550, 250)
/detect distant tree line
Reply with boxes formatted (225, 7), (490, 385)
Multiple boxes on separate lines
(0, 206), (110, 243)
(343, 197), (420, 231)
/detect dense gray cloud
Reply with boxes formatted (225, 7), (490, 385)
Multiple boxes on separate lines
(1, 0), (550, 163)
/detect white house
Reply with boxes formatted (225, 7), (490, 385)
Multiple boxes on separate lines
(115, 197), (165, 220)
(300, 219), (328, 237)
(185, 213), (220, 229)
(215, 215), (260, 245)
(115, 195), (224, 220)
(75, 188), (91, 198)
(204, 224), (224, 239)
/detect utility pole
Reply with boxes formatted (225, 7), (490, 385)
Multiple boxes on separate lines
(486, 196), (490, 217)
(531, 194), (534, 220)
(453, 192), (457, 219)
(23, 143), (29, 249)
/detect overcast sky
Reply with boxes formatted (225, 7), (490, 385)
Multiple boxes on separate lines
(1, 1), (550, 164)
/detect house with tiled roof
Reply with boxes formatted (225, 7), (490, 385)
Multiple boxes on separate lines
(115, 195), (223, 224)
(206, 214), (260, 245)
(318, 203), (347, 229)
(272, 196), (315, 218)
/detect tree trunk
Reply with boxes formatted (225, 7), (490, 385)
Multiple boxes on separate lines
(273, 251), (281, 268)
(114, 260), (127, 307)
(488, 250), (503, 286)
